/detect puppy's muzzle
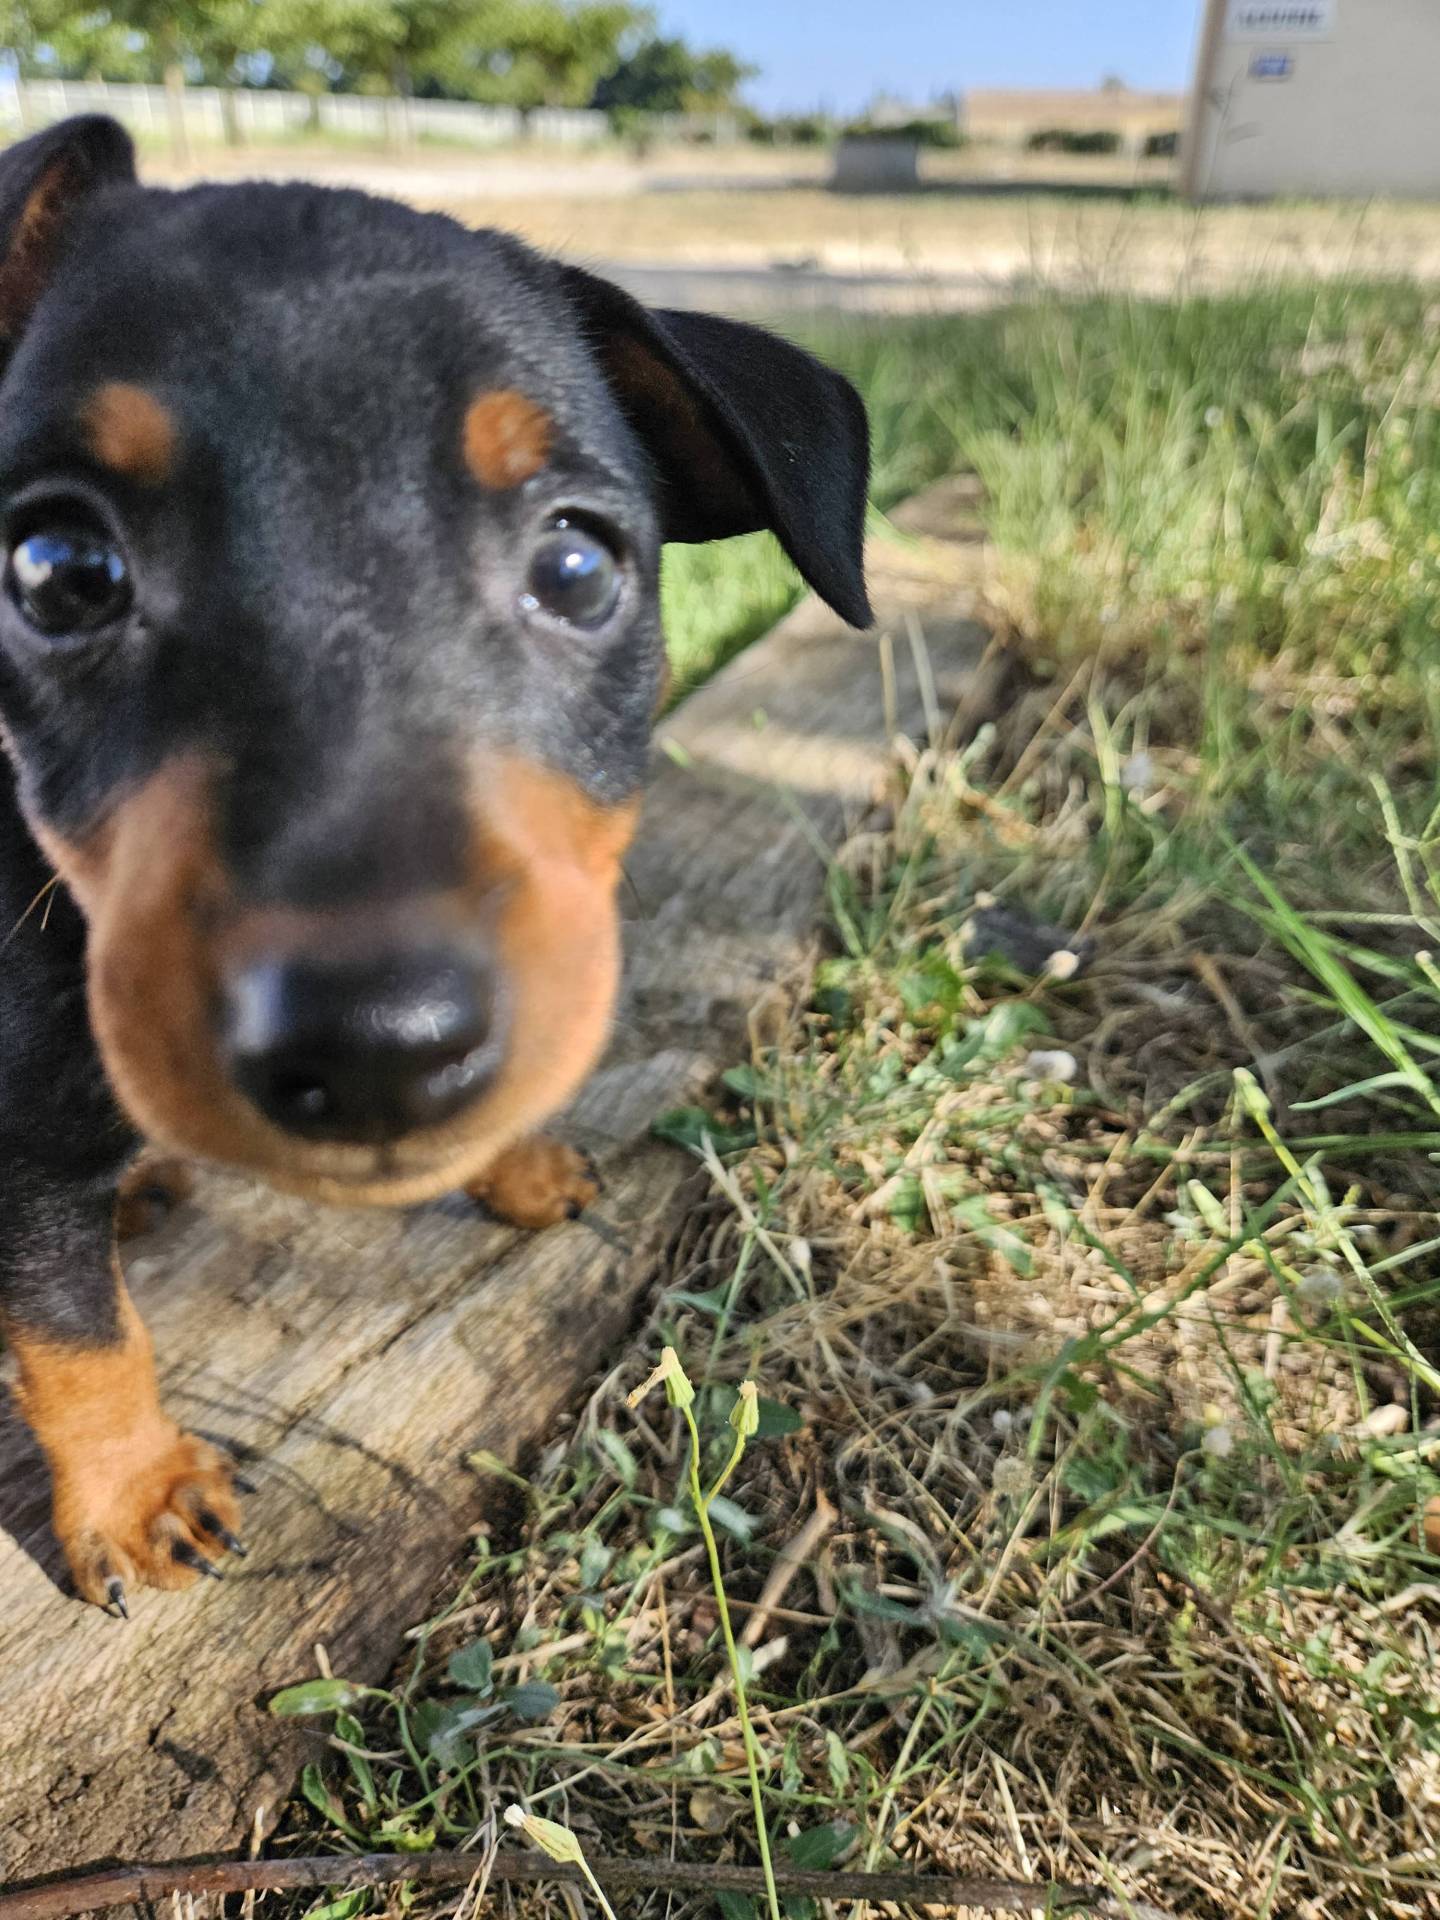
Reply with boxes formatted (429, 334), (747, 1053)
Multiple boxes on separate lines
(220, 946), (502, 1145)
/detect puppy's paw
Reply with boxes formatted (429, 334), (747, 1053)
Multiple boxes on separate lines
(115, 1156), (194, 1241)
(53, 1424), (243, 1612)
(467, 1136), (600, 1231)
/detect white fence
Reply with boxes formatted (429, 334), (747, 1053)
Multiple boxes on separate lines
(0, 78), (632, 147)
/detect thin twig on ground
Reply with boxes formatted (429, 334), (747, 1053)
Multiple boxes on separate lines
(0, 1848), (1180, 1920)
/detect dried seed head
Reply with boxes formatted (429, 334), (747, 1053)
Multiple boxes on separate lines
(627, 1346), (694, 1411)
(1187, 1181), (1229, 1235)
(1298, 1265), (1345, 1307)
(1121, 750), (1154, 794)
(1024, 1048), (1078, 1083)
(504, 1805), (585, 1865)
(1234, 1067), (1270, 1121)
(991, 1454), (1032, 1498)
(730, 1379), (760, 1438)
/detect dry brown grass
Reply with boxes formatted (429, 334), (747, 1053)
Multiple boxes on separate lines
(265, 289), (1440, 1920)
(267, 641), (1440, 1920)
(409, 189), (1440, 315)
(152, 135), (1440, 293)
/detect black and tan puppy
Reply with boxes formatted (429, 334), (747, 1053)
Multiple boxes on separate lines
(0, 115), (869, 1614)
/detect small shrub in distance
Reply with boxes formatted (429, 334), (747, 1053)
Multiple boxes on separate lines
(746, 112), (832, 145)
(841, 116), (964, 148)
(1026, 127), (1123, 154)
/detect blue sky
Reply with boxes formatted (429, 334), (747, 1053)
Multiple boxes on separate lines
(655, 1), (1204, 115)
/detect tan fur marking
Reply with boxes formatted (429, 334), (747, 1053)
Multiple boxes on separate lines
(468, 1134), (599, 1230)
(33, 758), (244, 1172)
(7, 1279), (238, 1600)
(463, 389), (552, 489)
(31, 753), (639, 1210)
(83, 381), (176, 487)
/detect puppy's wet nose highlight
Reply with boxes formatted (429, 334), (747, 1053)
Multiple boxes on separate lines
(220, 948), (501, 1144)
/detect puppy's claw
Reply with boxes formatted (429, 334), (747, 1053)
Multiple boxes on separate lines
(172, 1538), (224, 1580)
(564, 1153), (603, 1217)
(56, 1428), (241, 1604)
(197, 1507), (247, 1557)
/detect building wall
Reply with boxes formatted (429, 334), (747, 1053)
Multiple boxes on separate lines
(1185, 0), (1440, 199)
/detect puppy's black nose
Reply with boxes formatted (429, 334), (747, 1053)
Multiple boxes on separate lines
(221, 951), (499, 1144)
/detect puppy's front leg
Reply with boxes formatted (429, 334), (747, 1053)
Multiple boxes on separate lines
(2, 1167), (241, 1611)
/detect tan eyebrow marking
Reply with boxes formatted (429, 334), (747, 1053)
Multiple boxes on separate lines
(82, 381), (177, 487)
(463, 389), (552, 490)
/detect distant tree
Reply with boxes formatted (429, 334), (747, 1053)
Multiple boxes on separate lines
(192, 0), (283, 141)
(0, 0), (752, 144)
(2, 0), (246, 152)
(745, 111), (831, 146)
(435, 1), (648, 111)
(0, 1), (153, 81)
(263, 0), (444, 97)
(592, 34), (753, 115)
(97, 0), (214, 159)
(254, 0), (464, 144)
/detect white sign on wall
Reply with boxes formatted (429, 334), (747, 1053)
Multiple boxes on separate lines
(1226, 0), (1335, 36)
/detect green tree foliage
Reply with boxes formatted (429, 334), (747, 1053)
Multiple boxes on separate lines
(2, 0), (193, 80)
(428, 1), (649, 110)
(591, 33), (753, 114)
(0, 0), (677, 109)
(263, 0), (472, 96)
(0, 0), (756, 155)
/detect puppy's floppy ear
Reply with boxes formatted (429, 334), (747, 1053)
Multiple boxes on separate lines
(560, 263), (872, 629)
(0, 114), (136, 346)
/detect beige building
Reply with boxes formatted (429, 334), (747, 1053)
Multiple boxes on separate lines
(1185, 0), (1440, 199)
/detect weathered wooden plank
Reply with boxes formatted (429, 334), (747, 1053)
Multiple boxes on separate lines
(0, 490), (985, 1882)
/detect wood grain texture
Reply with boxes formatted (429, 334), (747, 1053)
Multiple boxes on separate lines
(0, 488), (987, 1883)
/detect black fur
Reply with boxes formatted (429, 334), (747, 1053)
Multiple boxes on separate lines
(0, 754), (131, 1343)
(0, 114), (870, 1367)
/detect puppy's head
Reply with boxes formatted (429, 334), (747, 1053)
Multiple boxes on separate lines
(0, 115), (870, 1205)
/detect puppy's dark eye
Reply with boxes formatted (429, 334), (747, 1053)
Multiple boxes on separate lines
(6, 524), (130, 637)
(523, 517), (621, 629)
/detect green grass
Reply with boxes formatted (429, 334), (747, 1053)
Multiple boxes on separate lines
(659, 315), (969, 693)
(269, 286), (1440, 1920)
(661, 534), (801, 698)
